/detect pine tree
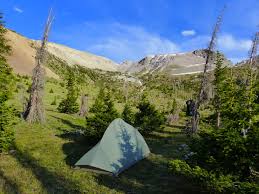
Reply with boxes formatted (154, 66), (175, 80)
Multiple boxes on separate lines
(122, 104), (135, 125)
(190, 60), (259, 179)
(134, 95), (165, 134)
(212, 51), (226, 128)
(58, 69), (79, 113)
(0, 13), (15, 152)
(85, 89), (119, 139)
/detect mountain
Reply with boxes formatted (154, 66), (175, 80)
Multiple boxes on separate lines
(235, 55), (259, 67)
(5, 30), (59, 78)
(38, 42), (118, 72)
(120, 50), (232, 75)
(5, 30), (118, 78)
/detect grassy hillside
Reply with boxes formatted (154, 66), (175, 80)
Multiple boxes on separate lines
(0, 72), (206, 193)
(3, 57), (256, 193)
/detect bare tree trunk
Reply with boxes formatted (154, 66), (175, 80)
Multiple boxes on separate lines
(216, 111), (221, 128)
(19, 85), (28, 118)
(123, 76), (129, 103)
(190, 6), (226, 133)
(243, 31), (259, 137)
(23, 64), (46, 122)
(78, 94), (88, 117)
(23, 9), (54, 123)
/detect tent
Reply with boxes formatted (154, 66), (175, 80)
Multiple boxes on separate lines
(75, 118), (150, 175)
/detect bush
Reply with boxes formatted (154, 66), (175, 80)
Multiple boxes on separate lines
(85, 89), (119, 140)
(121, 104), (135, 125)
(169, 159), (259, 193)
(134, 95), (165, 134)
(58, 70), (79, 114)
(58, 98), (79, 113)
(188, 126), (259, 179)
(60, 82), (65, 87)
(0, 104), (15, 152)
(49, 88), (54, 93)
(0, 13), (15, 152)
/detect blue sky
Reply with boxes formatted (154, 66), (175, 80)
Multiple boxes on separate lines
(1, 0), (258, 63)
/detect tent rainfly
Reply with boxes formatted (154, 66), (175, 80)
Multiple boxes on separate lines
(75, 118), (150, 175)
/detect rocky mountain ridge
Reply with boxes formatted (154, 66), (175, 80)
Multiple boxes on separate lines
(120, 50), (232, 75)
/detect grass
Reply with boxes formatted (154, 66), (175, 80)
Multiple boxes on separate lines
(0, 77), (203, 193)
(0, 110), (200, 194)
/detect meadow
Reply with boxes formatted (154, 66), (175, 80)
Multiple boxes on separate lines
(0, 76), (201, 194)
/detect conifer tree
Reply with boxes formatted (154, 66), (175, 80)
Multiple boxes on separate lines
(134, 95), (165, 134)
(58, 69), (79, 113)
(122, 103), (135, 125)
(212, 51), (226, 128)
(0, 13), (15, 152)
(189, 32), (259, 179)
(85, 89), (119, 139)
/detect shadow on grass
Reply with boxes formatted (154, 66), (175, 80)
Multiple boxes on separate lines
(61, 140), (93, 166)
(12, 146), (81, 194)
(57, 131), (96, 166)
(0, 169), (21, 194)
(50, 115), (84, 132)
(56, 120), (196, 193)
(96, 158), (199, 194)
(136, 129), (189, 163)
(156, 130), (183, 135)
(167, 125), (186, 130)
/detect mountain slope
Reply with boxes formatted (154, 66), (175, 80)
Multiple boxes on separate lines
(5, 30), (58, 78)
(5, 30), (118, 77)
(42, 42), (118, 72)
(120, 50), (232, 75)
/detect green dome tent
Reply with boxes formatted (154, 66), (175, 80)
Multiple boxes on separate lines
(75, 118), (150, 175)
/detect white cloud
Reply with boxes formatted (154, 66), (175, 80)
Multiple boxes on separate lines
(53, 21), (253, 64)
(180, 35), (210, 51)
(218, 34), (251, 51)
(181, 30), (196, 36)
(13, 6), (23, 13)
(84, 22), (179, 62)
(229, 57), (247, 64)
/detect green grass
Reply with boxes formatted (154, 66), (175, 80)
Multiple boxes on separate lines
(0, 77), (203, 193)
(0, 110), (200, 194)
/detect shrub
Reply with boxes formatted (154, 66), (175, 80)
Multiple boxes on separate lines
(0, 104), (15, 152)
(85, 89), (119, 140)
(49, 88), (54, 93)
(169, 159), (259, 193)
(121, 104), (135, 125)
(0, 13), (15, 152)
(134, 95), (165, 134)
(58, 70), (79, 114)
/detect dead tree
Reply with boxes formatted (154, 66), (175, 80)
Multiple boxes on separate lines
(78, 94), (88, 117)
(248, 32), (259, 71)
(243, 31), (259, 137)
(123, 76), (129, 103)
(23, 9), (54, 123)
(190, 7), (226, 133)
